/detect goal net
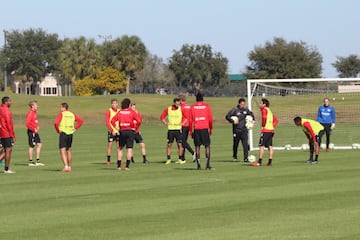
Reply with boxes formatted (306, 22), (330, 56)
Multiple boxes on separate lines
(247, 78), (360, 150)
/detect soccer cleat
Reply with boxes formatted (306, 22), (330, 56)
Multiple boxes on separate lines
(106, 161), (111, 166)
(117, 167), (122, 171)
(175, 159), (183, 164)
(125, 167), (130, 171)
(306, 160), (313, 164)
(251, 162), (261, 167)
(61, 168), (71, 172)
(165, 160), (171, 165)
(265, 163), (272, 167)
(311, 160), (318, 164)
(29, 162), (38, 167)
(244, 159), (249, 163)
(179, 160), (186, 165)
(36, 162), (45, 166)
(206, 166), (215, 171)
(4, 169), (16, 174)
(232, 158), (239, 162)
(192, 153), (196, 162)
(143, 160), (150, 164)
(325, 148), (330, 152)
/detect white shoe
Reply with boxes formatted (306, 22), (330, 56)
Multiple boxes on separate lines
(179, 160), (186, 165)
(36, 162), (45, 166)
(192, 153), (196, 161)
(29, 162), (38, 167)
(4, 169), (16, 174)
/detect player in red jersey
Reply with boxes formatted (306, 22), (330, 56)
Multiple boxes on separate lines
(110, 98), (141, 171)
(189, 93), (214, 170)
(25, 100), (44, 167)
(105, 99), (120, 166)
(0, 97), (16, 173)
(252, 98), (278, 167)
(130, 102), (149, 164)
(178, 94), (195, 163)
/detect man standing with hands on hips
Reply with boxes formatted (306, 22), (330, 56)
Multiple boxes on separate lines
(317, 98), (336, 152)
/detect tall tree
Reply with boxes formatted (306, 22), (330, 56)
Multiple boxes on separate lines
(245, 37), (322, 80)
(332, 54), (360, 78)
(4, 28), (62, 94)
(168, 44), (228, 93)
(102, 35), (147, 94)
(57, 37), (102, 95)
(135, 54), (175, 93)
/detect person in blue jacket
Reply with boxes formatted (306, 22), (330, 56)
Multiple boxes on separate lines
(316, 98), (336, 152)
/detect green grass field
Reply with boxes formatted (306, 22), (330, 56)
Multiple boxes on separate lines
(1, 94), (360, 240)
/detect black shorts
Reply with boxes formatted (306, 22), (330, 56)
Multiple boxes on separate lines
(107, 131), (119, 142)
(258, 132), (274, 148)
(119, 130), (135, 149)
(27, 129), (41, 147)
(59, 132), (73, 150)
(193, 129), (211, 147)
(167, 130), (182, 144)
(134, 132), (143, 144)
(1, 137), (13, 148)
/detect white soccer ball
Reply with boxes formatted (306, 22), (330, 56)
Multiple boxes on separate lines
(248, 155), (256, 163)
(320, 143), (326, 150)
(284, 144), (292, 150)
(352, 143), (360, 149)
(301, 144), (309, 150)
(231, 116), (239, 124)
(329, 143), (335, 149)
(245, 115), (254, 129)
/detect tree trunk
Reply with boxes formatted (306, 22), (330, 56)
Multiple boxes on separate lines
(126, 75), (131, 94)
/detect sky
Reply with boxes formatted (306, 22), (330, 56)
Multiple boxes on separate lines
(1, 0), (360, 77)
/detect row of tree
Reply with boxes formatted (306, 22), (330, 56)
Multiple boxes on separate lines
(1, 28), (360, 96)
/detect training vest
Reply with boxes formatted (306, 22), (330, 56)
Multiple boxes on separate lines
(262, 107), (275, 131)
(109, 108), (119, 131)
(167, 106), (182, 130)
(59, 111), (76, 134)
(302, 118), (324, 135)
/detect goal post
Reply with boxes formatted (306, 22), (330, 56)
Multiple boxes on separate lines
(247, 78), (360, 151)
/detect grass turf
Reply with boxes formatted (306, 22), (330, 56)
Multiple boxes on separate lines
(1, 122), (359, 240)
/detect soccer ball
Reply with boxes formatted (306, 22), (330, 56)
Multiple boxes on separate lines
(352, 143), (360, 149)
(284, 144), (292, 150)
(329, 143), (335, 149)
(320, 143), (326, 150)
(248, 155), (256, 163)
(301, 144), (309, 150)
(231, 116), (239, 125)
(245, 115), (254, 129)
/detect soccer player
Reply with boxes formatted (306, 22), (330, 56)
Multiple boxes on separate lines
(54, 103), (84, 172)
(189, 93), (213, 170)
(294, 116), (324, 164)
(25, 100), (44, 167)
(0, 96), (16, 173)
(316, 98), (336, 152)
(160, 98), (184, 165)
(225, 98), (255, 162)
(130, 102), (150, 164)
(252, 98), (278, 167)
(110, 98), (141, 171)
(105, 99), (120, 165)
(178, 94), (196, 163)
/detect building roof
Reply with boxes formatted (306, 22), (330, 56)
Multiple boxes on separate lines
(228, 74), (247, 81)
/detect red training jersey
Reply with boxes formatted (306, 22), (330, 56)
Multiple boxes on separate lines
(0, 103), (15, 138)
(111, 107), (141, 131)
(180, 101), (191, 127)
(132, 109), (143, 133)
(189, 101), (213, 134)
(25, 108), (39, 133)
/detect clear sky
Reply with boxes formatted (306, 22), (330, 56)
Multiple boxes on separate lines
(1, 0), (359, 77)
